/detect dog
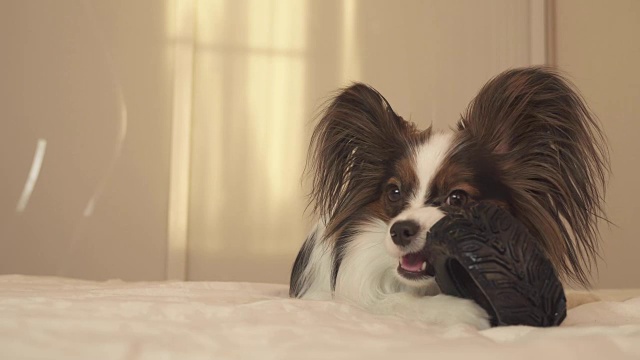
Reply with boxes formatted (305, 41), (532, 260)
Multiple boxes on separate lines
(289, 67), (609, 329)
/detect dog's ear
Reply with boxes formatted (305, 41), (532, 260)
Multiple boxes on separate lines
(308, 83), (416, 236)
(458, 67), (609, 286)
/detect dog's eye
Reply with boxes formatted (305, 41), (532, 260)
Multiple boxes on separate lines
(446, 190), (469, 207)
(387, 185), (402, 202)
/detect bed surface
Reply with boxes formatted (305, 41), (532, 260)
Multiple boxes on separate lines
(1, 275), (640, 360)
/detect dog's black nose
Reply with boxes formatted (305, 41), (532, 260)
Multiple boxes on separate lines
(390, 220), (420, 247)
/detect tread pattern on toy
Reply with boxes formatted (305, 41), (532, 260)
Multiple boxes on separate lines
(426, 202), (567, 327)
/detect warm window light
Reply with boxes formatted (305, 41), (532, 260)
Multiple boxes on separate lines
(165, 0), (313, 281)
(166, 0), (361, 281)
(193, 0), (308, 256)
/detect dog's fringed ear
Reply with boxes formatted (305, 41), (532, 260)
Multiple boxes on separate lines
(458, 67), (610, 287)
(308, 83), (416, 236)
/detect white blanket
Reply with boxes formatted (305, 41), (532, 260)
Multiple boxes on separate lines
(1, 275), (640, 360)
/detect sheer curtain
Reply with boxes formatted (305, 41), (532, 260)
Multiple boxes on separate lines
(186, 0), (311, 283)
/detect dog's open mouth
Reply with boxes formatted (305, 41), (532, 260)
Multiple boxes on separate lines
(397, 252), (435, 280)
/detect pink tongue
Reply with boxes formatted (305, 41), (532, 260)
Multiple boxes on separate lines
(401, 253), (426, 272)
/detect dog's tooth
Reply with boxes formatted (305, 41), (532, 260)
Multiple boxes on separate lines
(421, 262), (427, 271)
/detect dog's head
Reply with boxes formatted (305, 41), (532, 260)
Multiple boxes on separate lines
(308, 67), (609, 288)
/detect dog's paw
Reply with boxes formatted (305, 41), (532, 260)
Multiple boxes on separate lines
(425, 294), (491, 329)
(375, 292), (490, 329)
(565, 291), (601, 309)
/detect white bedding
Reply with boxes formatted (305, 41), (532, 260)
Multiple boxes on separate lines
(1, 275), (640, 360)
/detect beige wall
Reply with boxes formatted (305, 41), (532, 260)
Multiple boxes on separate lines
(555, 0), (640, 289)
(0, 1), (173, 280)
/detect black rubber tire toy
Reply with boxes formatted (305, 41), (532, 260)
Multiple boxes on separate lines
(425, 202), (567, 327)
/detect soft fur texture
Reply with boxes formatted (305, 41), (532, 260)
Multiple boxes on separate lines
(289, 67), (609, 329)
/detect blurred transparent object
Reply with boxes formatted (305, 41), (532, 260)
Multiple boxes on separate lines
(0, 1), (172, 280)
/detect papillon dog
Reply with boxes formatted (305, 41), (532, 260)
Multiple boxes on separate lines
(289, 67), (609, 329)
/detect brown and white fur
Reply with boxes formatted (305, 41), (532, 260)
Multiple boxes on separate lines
(289, 67), (609, 329)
